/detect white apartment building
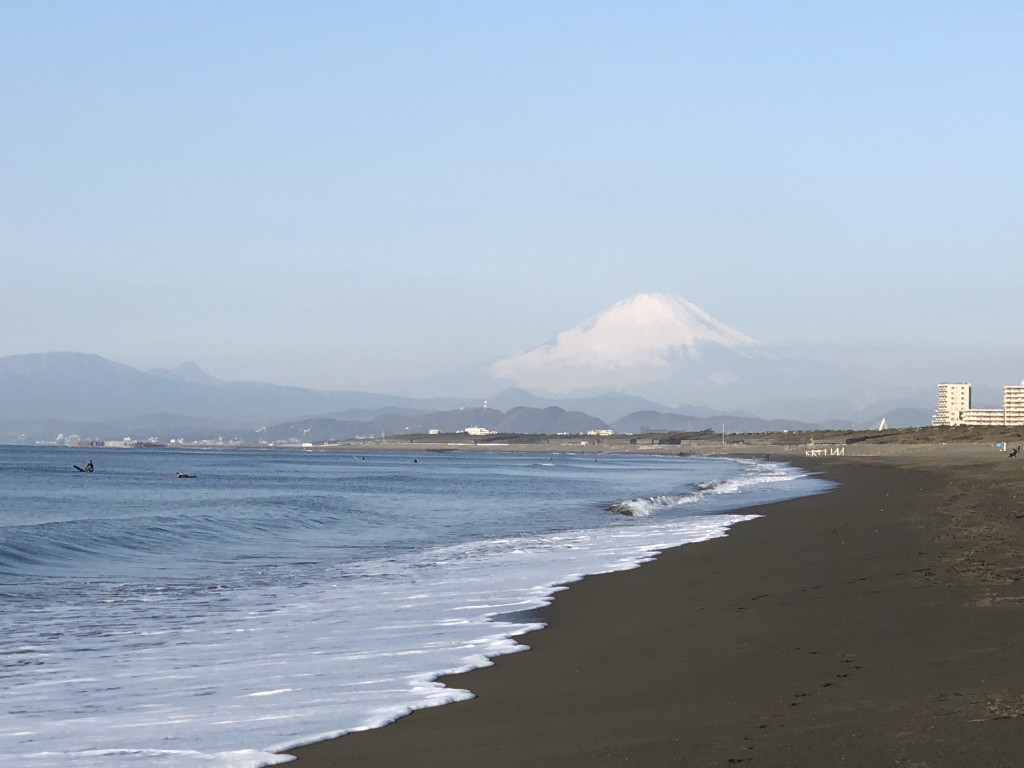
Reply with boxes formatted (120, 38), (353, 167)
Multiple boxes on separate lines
(933, 378), (1024, 427)
(933, 382), (972, 426)
(962, 409), (1005, 427)
(1005, 380), (1024, 426)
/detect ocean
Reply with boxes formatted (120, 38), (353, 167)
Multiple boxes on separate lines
(0, 446), (832, 767)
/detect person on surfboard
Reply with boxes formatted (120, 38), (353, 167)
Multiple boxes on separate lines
(85, 460), (94, 473)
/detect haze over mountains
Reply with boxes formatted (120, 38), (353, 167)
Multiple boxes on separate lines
(0, 293), (939, 444)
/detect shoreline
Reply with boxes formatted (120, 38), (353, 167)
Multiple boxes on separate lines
(283, 450), (1024, 766)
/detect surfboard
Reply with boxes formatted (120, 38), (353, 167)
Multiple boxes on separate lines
(73, 465), (86, 472)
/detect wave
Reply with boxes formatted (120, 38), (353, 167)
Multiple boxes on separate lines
(609, 460), (808, 517)
(610, 491), (703, 517)
(0, 505), (350, 578)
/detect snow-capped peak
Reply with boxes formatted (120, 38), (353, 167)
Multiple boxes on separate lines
(489, 293), (758, 393)
(577, 293), (757, 353)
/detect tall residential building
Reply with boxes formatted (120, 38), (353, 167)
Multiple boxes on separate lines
(933, 382), (972, 426)
(1005, 380), (1024, 426)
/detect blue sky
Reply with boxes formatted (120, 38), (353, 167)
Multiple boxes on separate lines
(2, 2), (1022, 392)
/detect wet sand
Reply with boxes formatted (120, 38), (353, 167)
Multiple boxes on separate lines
(284, 451), (1024, 766)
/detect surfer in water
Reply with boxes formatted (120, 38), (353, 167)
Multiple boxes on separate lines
(85, 460), (94, 473)
(175, 472), (196, 479)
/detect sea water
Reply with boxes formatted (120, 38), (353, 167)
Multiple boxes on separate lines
(0, 446), (832, 767)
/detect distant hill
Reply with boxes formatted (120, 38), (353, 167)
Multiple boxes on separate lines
(873, 407), (935, 429)
(252, 406), (608, 443)
(611, 410), (819, 435)
(0, 352), (458, 426)
(0, 351), (936, 445)
(0, 353), (614, 443)
(485, 387), (734, 423)
(255, 406), (829, 445)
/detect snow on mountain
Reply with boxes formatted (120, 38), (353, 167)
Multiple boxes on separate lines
(489, 293), (761, 393)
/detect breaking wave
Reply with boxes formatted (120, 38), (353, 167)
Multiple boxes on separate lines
(609, 461), (811, 517)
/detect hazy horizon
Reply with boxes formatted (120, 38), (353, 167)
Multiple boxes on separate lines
(3, 3), (1022, 394)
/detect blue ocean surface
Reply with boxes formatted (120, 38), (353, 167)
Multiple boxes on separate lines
(0, 446), (833, 767)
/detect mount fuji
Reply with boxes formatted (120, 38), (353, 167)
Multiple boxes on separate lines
(489, 293), (770, 399)
(484, 292), (929, 422)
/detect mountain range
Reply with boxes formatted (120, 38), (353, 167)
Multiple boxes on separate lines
(0, 293), (939, 443)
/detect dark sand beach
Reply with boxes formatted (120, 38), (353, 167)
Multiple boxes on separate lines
(285, 452), (1024, 766)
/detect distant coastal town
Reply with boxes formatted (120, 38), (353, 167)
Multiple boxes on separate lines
(933, 379), (1024, 426)
(31, 377), (1024, 449)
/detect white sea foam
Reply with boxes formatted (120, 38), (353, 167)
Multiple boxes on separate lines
(4, 517), (755, 767)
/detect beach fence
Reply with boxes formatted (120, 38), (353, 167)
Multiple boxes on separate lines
(804, 445), (845, 458)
